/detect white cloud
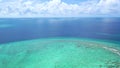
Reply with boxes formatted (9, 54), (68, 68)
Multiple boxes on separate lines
(96, 0), (120, 14)
(0, 0), (120, 17)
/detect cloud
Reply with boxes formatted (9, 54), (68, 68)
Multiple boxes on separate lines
(0, 0), (120, 17)
(96, 0), (120, 14)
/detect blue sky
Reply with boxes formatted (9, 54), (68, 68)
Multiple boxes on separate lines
(0, 0), (120, 17)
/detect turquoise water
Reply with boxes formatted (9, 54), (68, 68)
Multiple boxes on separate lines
(0, 38), (120, 68)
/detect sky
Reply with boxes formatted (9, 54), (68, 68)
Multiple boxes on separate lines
(0, 0), (120, 17)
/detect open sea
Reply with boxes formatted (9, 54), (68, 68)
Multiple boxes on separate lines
(0, 18), (120, 44)
(0, 18), (120, 68)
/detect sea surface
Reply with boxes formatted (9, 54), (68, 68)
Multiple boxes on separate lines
(0, 18), (120, 68)
(0, 18), (120, 44)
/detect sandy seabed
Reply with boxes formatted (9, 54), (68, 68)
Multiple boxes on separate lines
(0, 38), (120, 68)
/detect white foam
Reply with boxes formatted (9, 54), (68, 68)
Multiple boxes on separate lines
(103, 46), (120, 56)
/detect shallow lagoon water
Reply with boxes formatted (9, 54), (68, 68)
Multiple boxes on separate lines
(0, 18), (120, 68)
(0, 38), (120, 68)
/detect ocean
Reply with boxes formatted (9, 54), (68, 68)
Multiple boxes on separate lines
(0, 18), (120, 68)
(0, 18), (120, 44)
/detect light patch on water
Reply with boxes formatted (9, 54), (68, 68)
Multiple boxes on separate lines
(0, 20), (6, 22)
(48, 18), (79, 23)
(97, 33), (120, 37)
(102, 18), (118, 23)
(0, 24), (13, 28)
(37, 19), (45, 24)
(48, 19), (67, 23)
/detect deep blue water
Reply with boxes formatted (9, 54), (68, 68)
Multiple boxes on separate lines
(0, 18), (120, 44)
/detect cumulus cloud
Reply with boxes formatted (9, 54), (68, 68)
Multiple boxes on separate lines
(0, 0), (120, 17)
